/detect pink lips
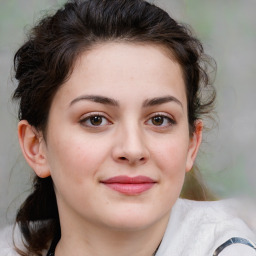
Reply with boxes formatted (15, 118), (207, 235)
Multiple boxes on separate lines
(101, 175), (156, 195)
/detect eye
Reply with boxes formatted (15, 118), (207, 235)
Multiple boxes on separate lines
(80, 114), (111, 127)
(146, 114), (176, 127)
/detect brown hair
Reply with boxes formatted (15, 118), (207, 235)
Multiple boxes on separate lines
(13, 0), (216, 254)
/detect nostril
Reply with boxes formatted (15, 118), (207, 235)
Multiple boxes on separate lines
(115, 154), (148, 164)
(119, 156), (146, 162)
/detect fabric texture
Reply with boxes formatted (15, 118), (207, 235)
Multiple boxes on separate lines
(1, 198), (255, 256)
(154, 199), (256, 256)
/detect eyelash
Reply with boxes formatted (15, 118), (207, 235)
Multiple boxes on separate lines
(79, 113), (176, 129)
(146, 113), (176, 128)
(79, 113), (111, 127)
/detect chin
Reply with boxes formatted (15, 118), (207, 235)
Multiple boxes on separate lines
(101, 207), (169, 232)
(106, 218), (155, 232)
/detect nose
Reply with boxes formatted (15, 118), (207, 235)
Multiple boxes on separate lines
(112, 123), (150, 166)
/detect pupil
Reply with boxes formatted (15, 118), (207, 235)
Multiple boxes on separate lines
(91, 116), (102, 125)
(152, 116), (163, 126)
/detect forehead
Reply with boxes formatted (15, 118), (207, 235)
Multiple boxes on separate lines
(54, 42), (187, 108)
(75, 42), (181, 79)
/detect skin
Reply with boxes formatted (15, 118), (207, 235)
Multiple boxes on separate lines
(18, 42), (202, 256)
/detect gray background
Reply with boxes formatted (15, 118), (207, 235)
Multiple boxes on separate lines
(1, 0), (256, 229)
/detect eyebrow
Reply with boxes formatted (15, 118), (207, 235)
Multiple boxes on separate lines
(70, 94), (183, 109)
(142, 96), (183, 109)
(70, 95), (119, 106)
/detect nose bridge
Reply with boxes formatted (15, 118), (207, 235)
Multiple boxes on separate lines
(123, 121), (144, 151)
(113, 119), (149, 165)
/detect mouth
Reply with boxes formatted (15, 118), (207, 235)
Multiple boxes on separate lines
(100, 175), (156, 195)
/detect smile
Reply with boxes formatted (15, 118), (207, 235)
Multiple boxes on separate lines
(101, 175), (156, 195)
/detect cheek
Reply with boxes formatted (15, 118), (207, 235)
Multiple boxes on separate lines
(46, 133), (109, 184)
(150, 138), (188, 206)
(152, 137), (189, 176)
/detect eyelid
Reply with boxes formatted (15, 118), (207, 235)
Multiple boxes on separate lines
(145, 112), (176, 126)
(79, 112), (112, 127)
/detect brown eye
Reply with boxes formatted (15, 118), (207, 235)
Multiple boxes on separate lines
(90, 116), (103, 126)
(146, 114), (176, 128)
(152, 116), (164, 126)
(80, 114), (110, 127)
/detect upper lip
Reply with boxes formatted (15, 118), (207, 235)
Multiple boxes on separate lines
(101, 175), (156, 184)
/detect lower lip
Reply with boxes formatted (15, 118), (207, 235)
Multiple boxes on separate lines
(103, 183), (155, 195)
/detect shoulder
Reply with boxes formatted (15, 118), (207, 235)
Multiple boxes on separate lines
(156, 198), (256, 256)
(0, 224), (49, 256)
(174, 198), (256, 234)
(0, 225), (20, 256)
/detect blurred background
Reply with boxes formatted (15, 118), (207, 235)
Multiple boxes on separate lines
(1, 0), (256, 229)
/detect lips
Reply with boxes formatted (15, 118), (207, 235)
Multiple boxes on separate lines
(100, 175), (156, 195)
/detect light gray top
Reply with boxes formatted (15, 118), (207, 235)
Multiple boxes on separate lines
(155, 199), (256, 256)
(1, 198), (256, 255)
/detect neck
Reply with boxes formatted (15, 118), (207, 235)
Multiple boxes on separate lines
(55, 213), (170, 256)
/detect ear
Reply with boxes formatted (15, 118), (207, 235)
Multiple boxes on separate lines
(185, 120), (203, 172)
(18, 120), (50, 178)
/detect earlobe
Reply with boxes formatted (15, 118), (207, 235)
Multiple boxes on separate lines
(18, 120), (50, 178)
(185, 120), (203, 172)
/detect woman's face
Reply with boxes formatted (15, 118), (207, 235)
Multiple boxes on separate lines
(40, 43), (201, 231)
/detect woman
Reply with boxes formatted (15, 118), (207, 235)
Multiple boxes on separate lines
(1, 0), (255, 255)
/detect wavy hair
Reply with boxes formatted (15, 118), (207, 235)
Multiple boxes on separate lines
(13, 0), (216, 254)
